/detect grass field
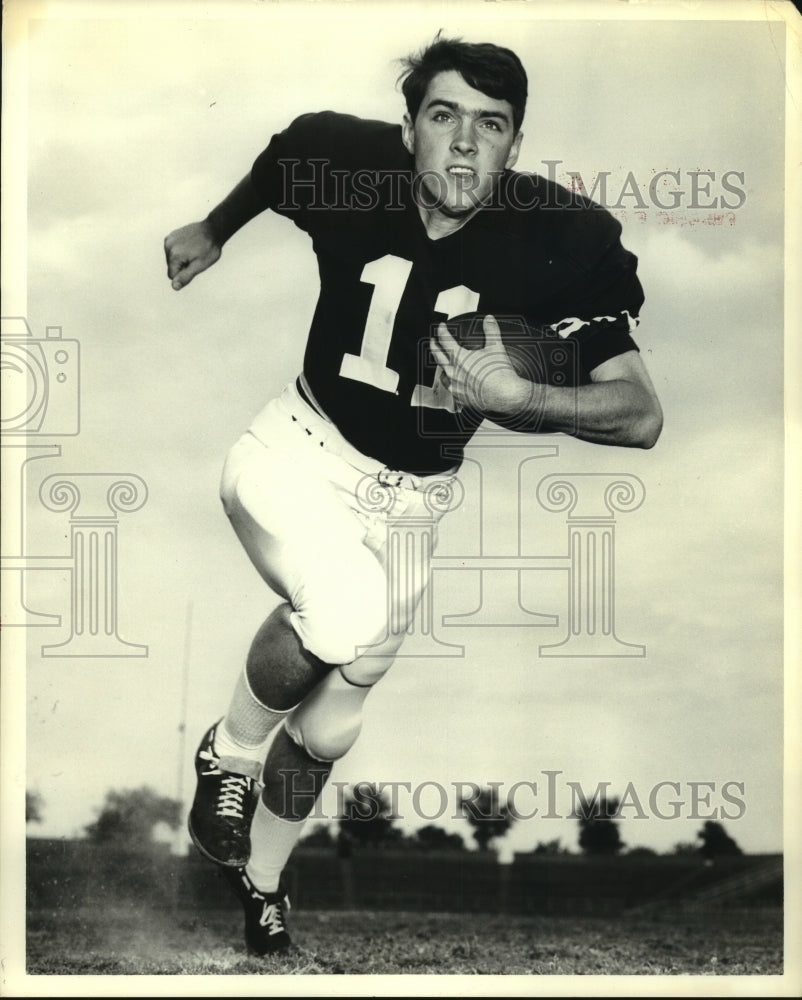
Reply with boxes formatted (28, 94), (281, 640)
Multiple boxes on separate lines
(26, 905), (783, 976)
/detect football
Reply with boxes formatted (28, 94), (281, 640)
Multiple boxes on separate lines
(442, 312), (582, 388)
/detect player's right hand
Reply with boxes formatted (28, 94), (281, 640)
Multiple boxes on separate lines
(164, 221), (222, 290)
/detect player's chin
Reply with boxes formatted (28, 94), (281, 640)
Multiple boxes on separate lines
(417, 172), (492, 217)
(443, 181), (496, 216)
(436, 201), (479, 221)
(437, 188), (488, 218)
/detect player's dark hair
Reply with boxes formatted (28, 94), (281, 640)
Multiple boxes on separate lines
(398, 34), (528, 133)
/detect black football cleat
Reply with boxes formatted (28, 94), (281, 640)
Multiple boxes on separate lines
(187, 721), (261, 867)
(223, 866), (292, 955)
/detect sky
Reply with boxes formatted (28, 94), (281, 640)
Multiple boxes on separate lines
(2, 1), (798, 873)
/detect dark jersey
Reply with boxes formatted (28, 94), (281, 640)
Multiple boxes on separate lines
(251, 111), (644, 474)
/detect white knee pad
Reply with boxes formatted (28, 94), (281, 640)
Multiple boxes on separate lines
(337, 631), (405, 686)
(284, 668), (372, 762)
(290, 582), (389, 667)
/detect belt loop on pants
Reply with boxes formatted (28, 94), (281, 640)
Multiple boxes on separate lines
(281, 377), (458, 493)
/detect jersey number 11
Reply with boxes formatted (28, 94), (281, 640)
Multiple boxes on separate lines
(339, 254), (479, 412)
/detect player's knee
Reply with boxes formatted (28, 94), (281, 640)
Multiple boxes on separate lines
(246, 604), (330, 710)
(300, 621), (383, 668)
(285, 707), (363, 762)
(284, 666), (371, 762)
(340, 642), (402, 686)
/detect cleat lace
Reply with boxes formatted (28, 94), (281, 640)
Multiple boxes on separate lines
(198, 747), (222, 774)
(216, 773), (251, 818)
(259, 902), (287, 936)
(198, 746), (252, 819)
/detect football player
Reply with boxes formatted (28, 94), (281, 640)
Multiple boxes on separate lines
(164, 36), (662, 954)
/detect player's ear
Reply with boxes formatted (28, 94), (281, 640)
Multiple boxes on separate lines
(402, 113), (416, 155)
(505, 131), (523, 170)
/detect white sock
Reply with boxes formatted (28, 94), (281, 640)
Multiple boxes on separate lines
(245, 796), (308, 893)
(214, 668), (290, 762)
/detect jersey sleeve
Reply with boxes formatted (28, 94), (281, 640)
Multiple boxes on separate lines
(249, 111), (336, 230)
(547, 208), (645, 373)
(249, 110), (396, 232)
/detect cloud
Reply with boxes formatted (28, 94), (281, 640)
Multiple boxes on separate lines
(634, 225), (783, 305)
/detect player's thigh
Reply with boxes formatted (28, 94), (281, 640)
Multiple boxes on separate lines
(336, 503), (442, 684)
(372, 503), (440, 632)
(220, 434), (389, 662)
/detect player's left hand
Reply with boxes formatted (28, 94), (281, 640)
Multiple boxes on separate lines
(430, 314), (533, 417)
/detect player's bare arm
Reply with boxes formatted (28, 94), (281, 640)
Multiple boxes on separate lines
(432, 315), (663, 449)
(164, 175), (266, 290)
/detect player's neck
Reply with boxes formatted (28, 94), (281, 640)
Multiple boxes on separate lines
(417, 205), (478, 241)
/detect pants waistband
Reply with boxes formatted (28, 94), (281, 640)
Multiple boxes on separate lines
(276, 378), (457, 491)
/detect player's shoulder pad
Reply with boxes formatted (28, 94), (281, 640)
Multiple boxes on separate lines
(276, 110), (402, 168)
(505, 171), (624, 270)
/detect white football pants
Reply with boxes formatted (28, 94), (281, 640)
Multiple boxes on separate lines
(219, 380), (456, 760)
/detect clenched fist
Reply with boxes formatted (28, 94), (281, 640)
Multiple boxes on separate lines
(164, 220), (222, 290)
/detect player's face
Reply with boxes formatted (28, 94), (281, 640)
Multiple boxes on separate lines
(402, 69), (522, 222)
